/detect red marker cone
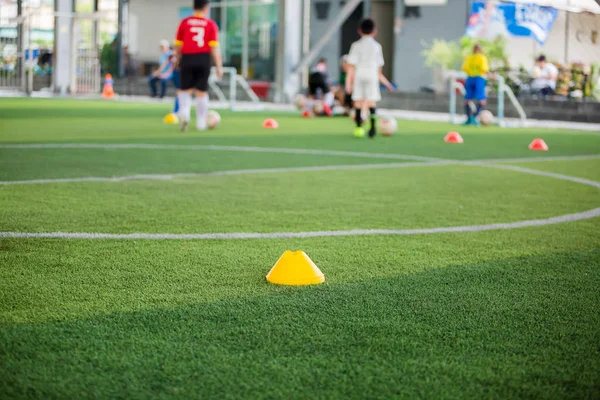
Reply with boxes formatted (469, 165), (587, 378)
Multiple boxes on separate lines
(529, 138), (549, 151)
(263, 118), (279, 129)
(302, 110), (311, 118)
(444, 131), (464, 144)
(103, 74), (114, 99)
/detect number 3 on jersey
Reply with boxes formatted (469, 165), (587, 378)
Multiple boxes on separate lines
(191, 27), (205, 47)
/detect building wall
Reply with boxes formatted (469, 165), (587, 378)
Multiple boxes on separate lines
(128, 0), (188, 61)
(392, 0), (468, 92)
(308, 0), (343, 80)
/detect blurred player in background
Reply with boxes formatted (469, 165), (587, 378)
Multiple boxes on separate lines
(174, 0), (223, 131)
(462, 44), (489, 126)
(345, 18), (394, 138)
(306, 58), (333, 116)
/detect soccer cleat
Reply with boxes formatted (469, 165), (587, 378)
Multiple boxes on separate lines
(196, 120), (208, 131)
(179, 118), (189, 133)
(463, 117), (473, 126)
(354, 127), (365, 138)
(471, 117), (480, 127)
(368, 126), (377, 138)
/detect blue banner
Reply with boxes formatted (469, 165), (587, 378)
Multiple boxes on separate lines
(465, 2), (558, 45)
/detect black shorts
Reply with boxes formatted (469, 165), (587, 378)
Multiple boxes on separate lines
(180, 53), (212, 91)
(308, 72), (329, 96)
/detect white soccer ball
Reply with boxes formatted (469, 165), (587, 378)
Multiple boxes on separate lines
(206, 110), (221, 129)
(293, 94), (307, 110)
(479, 110), (494, 126)
(378, 115), (398, 136)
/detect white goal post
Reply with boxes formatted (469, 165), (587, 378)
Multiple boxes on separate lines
(208, 66), (262, 111)
(449, 73), (527, 127)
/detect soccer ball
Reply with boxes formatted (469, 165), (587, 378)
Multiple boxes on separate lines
(293, 94), (307, 110)
(206, 110), (221, 129)
(479, 110), (494, 126)
(378, 115), (398, 136)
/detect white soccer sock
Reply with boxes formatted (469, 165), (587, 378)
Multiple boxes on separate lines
(178, 92), (192, 121)
(196, 95), (209, 129)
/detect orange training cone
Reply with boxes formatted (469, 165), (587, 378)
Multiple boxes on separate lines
(444, 131), (464, 144)
(529, 138), (549, 151)
(263, 118), (279, 129)
(103, 74), (114, 99)
(266, 250), (325, 286)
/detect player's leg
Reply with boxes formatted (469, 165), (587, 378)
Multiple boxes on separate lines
(352, 79), (366, 137)
(194, 61), (211, 131)
(160, 78), (168, 98)
(149, 75), (158, 97)
(177, 64), (194, 132)
(321, 84), (333, 116)
(464, 77), (475, 125)
(473, 77), (487, 126)
(172, 70), (181, 114)
(306, 76), (319, 112)
(366, 80), (382, 138)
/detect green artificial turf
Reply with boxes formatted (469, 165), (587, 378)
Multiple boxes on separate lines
(0, 98), (599, 399)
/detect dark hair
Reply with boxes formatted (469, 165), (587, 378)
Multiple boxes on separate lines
(194, 0), (208, 10)
(359, 18), (376, 35)
(473, 44), (482, 53)
(317, 58), (327, 64)
(536, 55), (547, 62)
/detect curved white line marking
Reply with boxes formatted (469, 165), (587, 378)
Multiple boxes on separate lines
(0, 143), (445, 162)
(1, 208), (599, 240)
(0, 161), (449, 185)
(469, 162), (600, 189)
(0, 162), (598, 240)
(1, 152), (598, 186)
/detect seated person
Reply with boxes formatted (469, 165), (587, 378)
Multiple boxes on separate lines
(307, 58), (333, 116)
(148, 40), (173, 98)
(531, 55), (558, 97)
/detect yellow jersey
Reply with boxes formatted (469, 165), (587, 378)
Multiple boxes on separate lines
(462, 54), (490, 78)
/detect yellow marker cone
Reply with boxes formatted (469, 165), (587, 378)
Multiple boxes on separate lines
(266, 250), (325, 286)
(163, 113), (179, 124)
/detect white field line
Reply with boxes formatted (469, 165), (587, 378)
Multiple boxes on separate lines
(1, 208), (599, 240)
(0, 143), (446, 162)
(1, 154), (598, 186)
(0, 161), (450, 185)
(470, 162), (600, 189)
(472, 154), (600, 163)
(0, 162), (598, 240)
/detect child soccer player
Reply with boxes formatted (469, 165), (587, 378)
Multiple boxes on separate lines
(345, 18), (394, 138)
(306, 58), (333, 116)
(174, 0), (223, 132)
(462, 44), (489, 126)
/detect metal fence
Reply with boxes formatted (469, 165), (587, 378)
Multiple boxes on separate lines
(0, 8), (103, 95)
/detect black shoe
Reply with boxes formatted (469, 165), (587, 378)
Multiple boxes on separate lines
(368, 127), (376, 138)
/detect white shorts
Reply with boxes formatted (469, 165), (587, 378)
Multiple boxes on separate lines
(352, 78), (381, 102)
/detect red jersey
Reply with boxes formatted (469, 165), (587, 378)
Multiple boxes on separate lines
(175, 15), (219, 54)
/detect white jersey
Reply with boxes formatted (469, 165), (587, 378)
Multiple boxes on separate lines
(347, 36), (384, 80)
(347, 36), (384, 102)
